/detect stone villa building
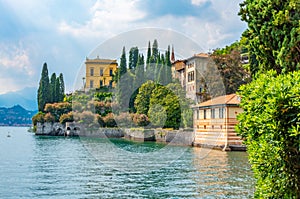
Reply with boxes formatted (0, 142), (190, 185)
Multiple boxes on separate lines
(193, 94), (244, 151)
(172, 53), (209, 103)
(85, 56), (118, 89)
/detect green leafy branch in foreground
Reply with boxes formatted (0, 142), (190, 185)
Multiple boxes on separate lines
(236, 70), (300, 198)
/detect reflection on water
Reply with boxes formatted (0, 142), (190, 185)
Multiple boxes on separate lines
(192, 148), (255, 198)
(0, 127), (255, 198)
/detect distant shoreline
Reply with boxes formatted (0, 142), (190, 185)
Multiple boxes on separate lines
(0, 125), (32, 127)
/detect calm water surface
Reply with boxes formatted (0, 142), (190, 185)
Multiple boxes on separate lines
(0, 127), (255, 198)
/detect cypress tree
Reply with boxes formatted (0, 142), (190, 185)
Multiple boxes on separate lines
(58, 73), (65, 102)
(116, 47), (129, 109)
(158, 64), (166, 85)
(49, 73), (57, 103)
(154, 56), (161, 81)
(37, 63), (50, 112)
(152, 39), (159, 63)
(128, 47), (139, 71)
(146, 41), (151, 65)
(118, 46), (127, 79)
(134, 54), (145, 88)
(165, 46), (172, 84)
(55, 77), (60, 102)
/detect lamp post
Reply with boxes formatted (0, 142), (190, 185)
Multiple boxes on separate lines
(82, 77), (86, 92)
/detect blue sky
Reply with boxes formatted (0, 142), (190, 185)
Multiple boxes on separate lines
(0, 0), (246, 94)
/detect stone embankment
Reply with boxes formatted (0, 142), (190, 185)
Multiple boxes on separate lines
(35, 122), (194, 146)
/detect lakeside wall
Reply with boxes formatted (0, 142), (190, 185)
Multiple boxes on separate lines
(35, 122), (194, 146)
(36, 122), (245, 150)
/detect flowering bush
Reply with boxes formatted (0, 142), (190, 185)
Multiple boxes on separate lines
(59, 112), (74, 124)
(132, 113), (150, 127)
(103, 113), (117, 127)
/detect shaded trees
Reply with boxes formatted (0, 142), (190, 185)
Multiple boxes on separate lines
(239, 0), (300, 74)
(211, 46), (251, 94)
(37, 63), (65, 112)
(37, 63), (50, 111)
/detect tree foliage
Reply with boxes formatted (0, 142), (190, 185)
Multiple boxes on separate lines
(37, 63), (65, 111)
(134, 54), (145, 88)
(239, 0), (300, 74)
(134, 80), (156, 115)
(37, 63), (50, 111)
(44, 102), (72, 121)
(236, 70), (300, 198)
(134, 80), (191, 129)
(58, 73), (65, 102)
(149, 84), (181, 129)
(118, 46), (127, 78)
(129, 47), (139, 71)
(211, 48), (251, 94)
(49, 73), (57, 103)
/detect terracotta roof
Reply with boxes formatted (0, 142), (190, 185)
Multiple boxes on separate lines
(186, 53), (209, 61)
(85, 58), (117, 65)
(197, 94), (240, 107)
(172, 60), (186, 71)
(194, 53), (209, 58)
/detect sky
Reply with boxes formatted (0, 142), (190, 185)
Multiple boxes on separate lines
(0, 0), (246, 94)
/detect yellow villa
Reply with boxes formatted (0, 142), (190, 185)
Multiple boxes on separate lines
(193, 94), (245, 151)
(85, 56), (118, 89)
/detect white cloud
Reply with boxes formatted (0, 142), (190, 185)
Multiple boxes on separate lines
(59, 0), (146, 40)
(191, 0), (210, 6)
(0, 43), (36, 94)
(58, 0), (245, 52)
(0, 43), (34, 76)
(0, 0), (246, 94)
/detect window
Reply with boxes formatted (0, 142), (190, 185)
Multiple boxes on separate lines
(109, 69), (113, 76)
(219, 107), (225, 118)
(188, 71), (195, 82)
(100, 69), (103, 76)
(109, 80), (113, 87)
(90, 68), (94, 76)
(203, 109), (206, 119)
(100, 80), (103, 86)
(197, 110), (199, 119)
(211, 108), (215, 119)
(90, 80), (94, 88)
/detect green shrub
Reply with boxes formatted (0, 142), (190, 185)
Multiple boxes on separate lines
(236, 70), (300, 198)
(148, 104), (167, 128)
(182, 109), (193, 128)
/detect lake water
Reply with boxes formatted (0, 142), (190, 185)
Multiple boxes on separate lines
(0, 127), (255, 198)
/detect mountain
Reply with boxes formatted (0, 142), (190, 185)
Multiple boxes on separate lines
(0, 105), (37, 126)
(0, 87), (37, 111)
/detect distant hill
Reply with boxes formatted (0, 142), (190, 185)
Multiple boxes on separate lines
(0, 105), (37, 126)
(0, 87), (37, 111)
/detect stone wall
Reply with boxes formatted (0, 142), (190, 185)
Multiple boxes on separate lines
(79, 128), (124, 138)
(36, 122), (124, 138)
(36, 122), (65, 136)
(154, 129), (194, 146)
(123, 128), (194, 146)
(35, 122), (194, 146)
